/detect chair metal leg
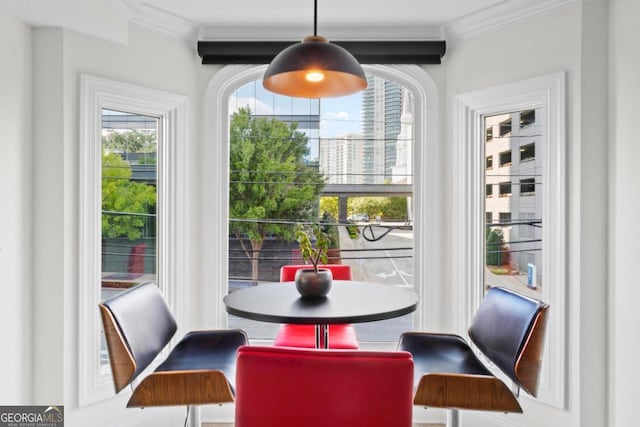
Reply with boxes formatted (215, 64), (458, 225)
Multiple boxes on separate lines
(447, 409), (460, 427)
(188, 405), (200, 427)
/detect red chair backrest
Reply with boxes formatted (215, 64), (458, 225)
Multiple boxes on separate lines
(235, 346), (413, 427)
(280, 264), (352, 282)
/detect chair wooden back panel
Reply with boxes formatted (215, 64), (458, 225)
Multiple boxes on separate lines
(99, 303), (137, 393)
(514, 304), (550, 396)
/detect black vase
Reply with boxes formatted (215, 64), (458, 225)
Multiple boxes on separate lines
(294, 268), (333, 298)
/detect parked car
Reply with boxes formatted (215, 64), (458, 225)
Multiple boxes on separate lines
(348, 213), (370, 222)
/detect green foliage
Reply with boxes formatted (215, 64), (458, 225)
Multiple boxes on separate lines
(348, 196), (408, 221)
(295, 224), (331, 273)
(137, 154), (157, 165)
(319, 197), (339, 220)
(320, 211), (340, 249)
(486, 229), (506, 266)
(102, 130), (157, 153)
(384, 197), (409, 220)
(346, 225), (360, 239)
(229, 107), (325, 279)
(102, 151), (156, 240)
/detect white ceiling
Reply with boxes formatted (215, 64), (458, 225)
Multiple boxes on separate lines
(141, 0), (505, 27)
(0, 0), (574, 45)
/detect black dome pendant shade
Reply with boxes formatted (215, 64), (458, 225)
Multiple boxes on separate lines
(263, 1), (367, 98)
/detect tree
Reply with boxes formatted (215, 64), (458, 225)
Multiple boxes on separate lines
(102, 130), (157, 153)
(486, 228), (511, 267)
(319, 196), (339, 220)
(348, 196), (408, 221)
(102, 151), (157, 240)
(384, 197), (409, 221)
(229, 107), (325, 280)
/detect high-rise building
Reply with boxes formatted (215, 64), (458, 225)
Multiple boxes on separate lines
(361, 75), (412, 184)
(391, 88), (414, 184)
(484, 109), (542, 283)
(319, 134), (364, 184)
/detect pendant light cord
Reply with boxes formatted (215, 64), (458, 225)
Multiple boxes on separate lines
(313, 0), (318, 36)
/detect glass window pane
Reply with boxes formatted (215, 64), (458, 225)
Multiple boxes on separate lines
(499, 118), (512, 136)
(486, 155), (493, 170)
(100, 109), (158, 368)
(227, 74), (415, 343)
(520, 142), (535, 162)
(499, 150), (512, 167)
(484, 110), (542, 298)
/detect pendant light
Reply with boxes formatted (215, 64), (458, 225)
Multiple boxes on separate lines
(263, 0), (367, 98)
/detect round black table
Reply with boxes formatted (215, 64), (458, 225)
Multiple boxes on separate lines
(223, 280), (419, 348)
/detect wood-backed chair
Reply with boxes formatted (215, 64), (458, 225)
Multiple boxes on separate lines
(234, 345), (414, 427)
(273, 264), (359, 349)
(99, 282), (248, 425)
(397, 286), (549, 427)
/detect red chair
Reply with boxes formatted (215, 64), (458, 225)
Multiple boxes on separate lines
(279, 264), (353, 282)
(234, 346), (414, 427)
(274, 264), (359, 349)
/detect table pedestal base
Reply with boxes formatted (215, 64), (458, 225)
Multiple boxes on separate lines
(315, 324), (329, 349)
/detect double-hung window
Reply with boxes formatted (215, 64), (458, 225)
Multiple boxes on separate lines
(79, 76), (188, 405)
(454, 73), (566, 408)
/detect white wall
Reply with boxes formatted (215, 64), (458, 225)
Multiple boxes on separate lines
(443, 2), (607, 426)
(28, 25), (200, 426)
(609, 0), (640, 425)
(0, 13), (32, 404)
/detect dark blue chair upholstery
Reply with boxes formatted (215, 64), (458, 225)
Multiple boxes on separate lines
(468, 286), (548, 395)
(102, 281), (178, 384)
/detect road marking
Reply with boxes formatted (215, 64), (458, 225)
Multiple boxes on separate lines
(386, 250), (410, 287)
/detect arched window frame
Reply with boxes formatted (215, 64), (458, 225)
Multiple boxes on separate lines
(200, 64), (443, 338)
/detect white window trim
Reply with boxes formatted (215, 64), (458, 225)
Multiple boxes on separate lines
(453, 72), (566, 408)
(78, 75), (190, 406)
(201, 64), (443, 336)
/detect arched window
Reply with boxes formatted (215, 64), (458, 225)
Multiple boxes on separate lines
(201, 65), (441, 347)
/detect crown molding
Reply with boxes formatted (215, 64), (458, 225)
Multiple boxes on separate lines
(446, 0), (577, 41)
(113, 1), (443, 43)
(113, 0), (577, 46)
(111, 0), (197, 41)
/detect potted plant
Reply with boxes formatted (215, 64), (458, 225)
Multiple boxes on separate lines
(294, 224), (333, 297)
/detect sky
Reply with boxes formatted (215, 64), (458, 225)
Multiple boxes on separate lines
(229, 79), (363, 139)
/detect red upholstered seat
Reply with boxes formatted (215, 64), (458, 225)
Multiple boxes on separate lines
(273, 323), (359, 349)
(274, 264), (359, 349)
(234, 346), (414, 427)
